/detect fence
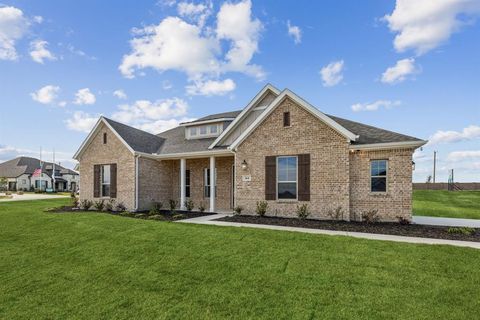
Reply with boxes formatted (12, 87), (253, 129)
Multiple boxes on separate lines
(413, 183), (480, 191)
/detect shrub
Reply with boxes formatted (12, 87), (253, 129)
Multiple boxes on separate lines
(17, 191), (24, 195)
(362, 209), (379, 224)
(233, 206), (243, 215)
(327, 206), (344, 220)
(168, 199), (178, 212)
(447, 227), (475, 235)
(172, 213), (186, 220)
(148, 214), (165, 221)
(29, 186), (34, 192)
(105, 199), (115, 211)
(396, 216), (411, 225)
(184, 199), (195, 212)
(149, 202), (163, 215)
(115, 202), (126, 212)
(296, 203), (310, 220)
(5, 191), (12, 195)
(198, 201), (206, 213)
(93, 200), (105, 211)
(71, 196), (79, 208)
(135, 213), (147, 219)
(80, 199), (93, 210)
(256, 201), (268, 217)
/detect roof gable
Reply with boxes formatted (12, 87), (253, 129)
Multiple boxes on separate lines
(228, 89), (359, 150)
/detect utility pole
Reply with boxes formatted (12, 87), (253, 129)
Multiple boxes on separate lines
(433, 151), (437, 183)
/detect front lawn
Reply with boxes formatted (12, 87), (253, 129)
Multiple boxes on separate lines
(413, 190), (480, 219)
(1, 199), (480, 319)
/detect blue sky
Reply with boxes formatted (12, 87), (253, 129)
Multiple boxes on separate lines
(0, 0), (479, 182)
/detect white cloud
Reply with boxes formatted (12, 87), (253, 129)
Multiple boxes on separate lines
(384, 0), (480, 55)
(320, 60), (344, 87)
(186, 78), (235, 96)
(162, 80), (173, 90)
(58, 101), (67, 107)
(0, 144), (76, 168)
(351, 100), (401, 112)
(29, 40), (56, 64)
(119, 0), (264, 91)
(447, 151), (480, 161)
(177, 1), (212, 28)
(30, 85), (60, 104)
(287, 20), (301, 44)
(429, 125), (480, 145)
(137, 118), (193, 134)
(381, 58), (418, 84)
(0, 6), (29, 60)
(111, 98), (188, 125)
(65, 111), (99, 133)
(113, 89), (127, 100)
(74, 88), (96, 105)
(216, 0), (264, 79)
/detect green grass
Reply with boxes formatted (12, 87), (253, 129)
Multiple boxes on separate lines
(1, 199), (480, 319)
(413, 190), (480, 219)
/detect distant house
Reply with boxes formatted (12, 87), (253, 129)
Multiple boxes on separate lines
(0, 157), (79, 192)
(74, 84), (426, 222)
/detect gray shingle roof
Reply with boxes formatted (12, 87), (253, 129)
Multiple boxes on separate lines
(102, 108), (423, 157)
(0, 157), (78, 178)
(103, 117), (165, 154)
(327, 115), (422, 145)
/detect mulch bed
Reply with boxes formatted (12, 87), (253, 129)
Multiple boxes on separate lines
(45, 206), (213, 221)
(217, 215), (480, 242)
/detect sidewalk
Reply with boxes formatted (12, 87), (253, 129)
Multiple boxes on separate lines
(413, 216), (480, 228)
(179, 214), (480, 250)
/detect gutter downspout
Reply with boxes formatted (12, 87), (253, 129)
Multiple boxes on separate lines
(134, 155), (139, 211)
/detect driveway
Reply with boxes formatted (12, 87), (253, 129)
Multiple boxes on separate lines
(413, 216), (480, 228)
(0, 193), (69, 202)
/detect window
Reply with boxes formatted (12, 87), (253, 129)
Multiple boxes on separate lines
(22, 179), (26, 184)
(185, 170), (191, 198)
(200, 126), (207, 135)
(103, 132), (107, 144)
(277, 156), (297, 199)
(209, 125), (218, 134)
(190, 127), (197, 136)
(283, 111), (291, 127)
(371, 160), (387, 192)
(101, 165), (111, 197)
(204, 168), (217, 198)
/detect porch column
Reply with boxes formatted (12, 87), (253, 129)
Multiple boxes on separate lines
(209, 156), (215, 212)
(180, 158), (186, 210)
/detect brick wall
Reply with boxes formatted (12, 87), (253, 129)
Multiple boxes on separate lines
(137, 157), (173, 210)
(349, 148), (414, 222)
(78, 123), (136, 210)
(235, 97), (351, 219)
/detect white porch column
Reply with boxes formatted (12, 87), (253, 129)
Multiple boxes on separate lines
(180, 158), (186, 210)
(209, 156), (215, 212)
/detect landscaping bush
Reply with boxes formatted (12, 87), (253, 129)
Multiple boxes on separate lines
(184, 199), (195, 212)
(233, 206), (243, 215)
(173, 213), (186, 220)
(296, 203), (310, 220)
(17, 191), (24, 195)
(168, 199), (178, 212)
(256, 201), (268, 217)
(198, 201), (206, 213)
(94, 200), (105, 211)
(135, 213), (147, 219)
(397, 216), (411, 225)
(361, 209), (379, 224)
(148, 214), (165, 221)
(71, 196), (79, 208)
(149, 202), (163, 215)
(447, 227), (475, 235)
(327, 206), (344, 220)
(105, 199), (115, 211)
(80, 199), (93, 210)
(5, 191), (12, 196)
(115, 202), (126, 212)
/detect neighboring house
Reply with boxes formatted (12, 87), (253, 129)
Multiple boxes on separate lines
(74, 85), (426, 221)
(0, 157), (79, 192)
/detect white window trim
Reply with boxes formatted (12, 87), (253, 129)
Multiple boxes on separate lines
(203, 168), (217, 198)
(101, 164), (111, 197)
(276, 156), (298, 201)
(186, 123), (223, 140)
(370, 159), (388, 193)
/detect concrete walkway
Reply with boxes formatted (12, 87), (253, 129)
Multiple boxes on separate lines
(0, 193), (69, 202)
(179, 214), (480, 250)
(413, 216), (480, 228)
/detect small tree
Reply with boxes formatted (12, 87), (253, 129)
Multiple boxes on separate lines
(0, 177), (7, 191)
(256, 201), (268, 217)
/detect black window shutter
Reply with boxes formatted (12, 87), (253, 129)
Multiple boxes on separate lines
(265, 156), (276, 200)
(93, 165), (100, 198)
(110, 164), (117, 198)
(298, 154), (310, 201)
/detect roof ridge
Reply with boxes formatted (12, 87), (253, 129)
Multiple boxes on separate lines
(103, 116), (165, 139)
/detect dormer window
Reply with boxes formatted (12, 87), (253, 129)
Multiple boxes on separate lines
(209, 125), (218, 134)
(185, 122), (224, 139)
(190, 127), (197, 136)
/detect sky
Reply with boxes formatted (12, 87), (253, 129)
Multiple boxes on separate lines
(0, 0), (479, 182)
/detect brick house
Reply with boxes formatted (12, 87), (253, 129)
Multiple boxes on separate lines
(74, 85), (426, 221)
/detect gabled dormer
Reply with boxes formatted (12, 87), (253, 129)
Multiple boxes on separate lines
(180, 111), (239, 140)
